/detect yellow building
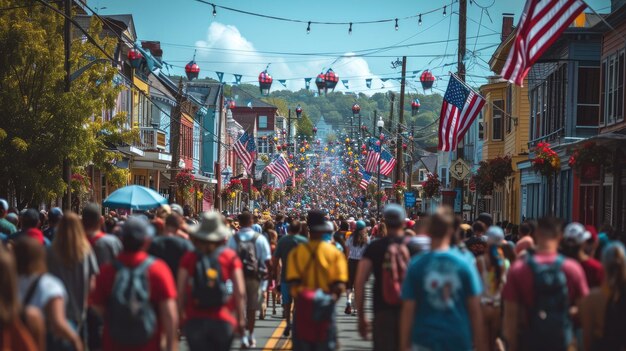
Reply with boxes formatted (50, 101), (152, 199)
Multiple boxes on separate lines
(479, 27), (530, 225)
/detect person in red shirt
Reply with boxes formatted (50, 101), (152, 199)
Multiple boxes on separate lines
(177, 212), (245, 351)
(90, 216), (178, 351)
(561, 222), (604, 289)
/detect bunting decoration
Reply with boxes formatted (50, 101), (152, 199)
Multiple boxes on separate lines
(278, 79), (287, 88)
(342, 80), (349, 89)
(216, 72), (224, 82)
(305, 78), (312, 90)
(234, 74), (242, 85)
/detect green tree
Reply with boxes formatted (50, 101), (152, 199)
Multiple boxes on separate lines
(0, 2), (134, 206)
(296, 112), (313, 139)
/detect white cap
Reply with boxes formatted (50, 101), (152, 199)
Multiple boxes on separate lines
(486, 226), (505, 244)
(564, 222), (591, 244)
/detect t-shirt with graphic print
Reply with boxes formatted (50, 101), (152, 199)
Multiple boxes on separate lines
(401, 249), (483, 350)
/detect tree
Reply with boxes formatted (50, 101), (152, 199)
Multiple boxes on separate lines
(0, 2), (134, 206)
(296, 112), (313, 139)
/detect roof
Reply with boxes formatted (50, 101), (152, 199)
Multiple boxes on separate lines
(186, 82), (223, 107)
(417, 155), (438, 173)
(231, 87), (276, 108)
(148, 74), (176, 106)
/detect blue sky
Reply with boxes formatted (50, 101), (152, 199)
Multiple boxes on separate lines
(96, 0), (611, 94)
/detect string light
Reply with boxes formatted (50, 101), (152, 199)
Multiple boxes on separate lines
(306, 21), (311, 34)
(348, 22), (352, 35)
(395, 18), (399, 31)
(212, 4), (216, 17)
(443, 5), (447, 16)
(418, 14), (422, 26)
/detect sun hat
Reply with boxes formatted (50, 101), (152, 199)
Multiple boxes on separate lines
(189, 211), (231, 242)
(564, 222), (591, 245)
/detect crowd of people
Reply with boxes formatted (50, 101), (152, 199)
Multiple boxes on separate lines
(1, 196), (626, 351)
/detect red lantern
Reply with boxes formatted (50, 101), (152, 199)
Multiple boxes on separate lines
(312, 127), (317, 134)
(352, 103), (361, 116)
(315, 73), (326, 95)
(277, 145), (282, 151)
(361, 144), (366, 150)
(362, 150), (367, 155)
(258, 70), (273, 95)
(128, 48), (143, 68)
(411, 99), (421, 116)
(402, 143), (408, 150)
(227, 99), (236, 109)
(289, 154), (294, 159)
(185, 61), (200, 81)
(420, 71), (435, 91)
(296, 105), (303, 118)
(324, 69), (339, 93)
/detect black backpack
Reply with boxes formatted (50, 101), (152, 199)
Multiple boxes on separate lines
(522, 253), (571, 351)
(192, 248), (229, 309)
(234, 233), (263, 278)
(107, 257), (157, 346)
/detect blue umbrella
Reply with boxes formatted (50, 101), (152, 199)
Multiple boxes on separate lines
(103, 185), (168, 210)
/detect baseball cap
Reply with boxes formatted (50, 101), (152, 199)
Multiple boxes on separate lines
(0, 199), (8, 212)
(564, 222), (591, 244)
(48, 207), (63, 222)
(486, 226), (505, 244)
(383, 204), (406, 228)
(171, 204), (184, 216)
(356, 220), (366, 230)
(122, 216), (155, 241)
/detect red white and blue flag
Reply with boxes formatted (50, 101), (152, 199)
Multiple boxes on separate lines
(438, 75), (485, 152)
(365, 144), (381, 173)
(379, 149), (396, 176)
(265, 154), (292, 184)
(359, 169), (372, 190)
(234, 132), (256, 174)
(501, 0), (586, 86)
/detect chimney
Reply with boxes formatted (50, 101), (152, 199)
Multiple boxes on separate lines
(501, 13), (514, 42)
(140, 41), (163, 63)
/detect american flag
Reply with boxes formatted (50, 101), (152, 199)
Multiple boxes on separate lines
(501, 0), (586, 86)
(438, 75), (485, 152)
(265, 155), (292, 184)
(234, 132), (256, 173)
(379, 149), (396, 176)
(364, 144), (381, 173)
(359, 169), (372, 190)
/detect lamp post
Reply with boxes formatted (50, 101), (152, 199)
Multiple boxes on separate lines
(352, 103), (361, 145)
(377, 116), (384, 219)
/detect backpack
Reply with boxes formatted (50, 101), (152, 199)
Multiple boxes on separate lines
(191, 248), (229, 309)
(234, 233), (263, 278)
(381, 238), (411, 306)
(522, 253), (571, 351)
(107, 257), (157, 346)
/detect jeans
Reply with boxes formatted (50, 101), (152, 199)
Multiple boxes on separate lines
(373, 308), (400, 351)
(184, 318), (234, 351)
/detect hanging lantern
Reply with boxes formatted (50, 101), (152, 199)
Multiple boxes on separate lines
(402, 143), (408, 150)
(227, 99), (236, 109)
(258, 70), (273, 95)
(352, 103), (361, 116)
(185, 60), (200, 81)
(324, 69), (339, 93)
(411, 99), (421, 116)
(420, 70), (436, 91)
(295, 105), (303, 118)
(128, 48), (143, 69)
(315, 73), (326, 95)
(312, 127), (318, 134)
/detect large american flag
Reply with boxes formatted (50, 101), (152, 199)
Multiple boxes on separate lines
(364, 144), (381, 173)
(265, 155), (292, 184)
(359, 169), (372, 190)
(501, 0), (586, 86)
(234, 132), (256, 173)
(438, 75), (485, 152)
(379, 149), (396, 176)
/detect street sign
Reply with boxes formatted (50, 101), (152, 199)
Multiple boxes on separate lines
(404, 191), (416, 207)
(450, 158), (471, 181)
(469, 178), (476, 192)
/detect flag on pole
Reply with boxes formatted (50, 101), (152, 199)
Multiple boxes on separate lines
(234, 132), (256, 174)
(379, 149), (397, 176)
(438, 74), (486, 152)
(359, 170), (372, 190)
(265, 155), (292, 184)
(501, 0), (586, 86)
(364, 144), (381, 173)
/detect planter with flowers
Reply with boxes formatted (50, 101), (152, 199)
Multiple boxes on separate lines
(393, 180), (407, 195)
(228, 179), (243, 192)
(474, 161), (494, 195)
(489, 156), (514, 185)
(175, 169), (194, 203)
(532, 142), (561, 177)
(421, 173), (441, 199)
(568, 141), (609, 181)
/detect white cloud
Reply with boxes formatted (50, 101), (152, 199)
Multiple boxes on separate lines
(194, 22), (388, 94)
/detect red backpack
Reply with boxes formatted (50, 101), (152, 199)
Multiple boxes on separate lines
(381, 239), (410, 305)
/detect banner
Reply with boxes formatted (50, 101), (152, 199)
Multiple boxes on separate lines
(305, 78), (312, 90)
(216, 72), (224, 82)
(234, 74), (242, 85)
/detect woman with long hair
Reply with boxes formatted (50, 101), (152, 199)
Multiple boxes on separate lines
(14, 237), (83, 351)
(344, 220), (370, 315)
(476, 226), (509, 351)
(581, 242), (626, 351)
(0, 248), (43, 351)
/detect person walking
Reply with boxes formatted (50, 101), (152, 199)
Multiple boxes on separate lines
(286, 210), (347, 351)
(81, 204), (122, 266)
(43, 208), (63, 242)
(344, 220), (368, 316)
(0, 199), (16, 238)
(47, 212), (99, 346)
(399, 208), (486, 351)
(148, 213), (193, 280)
(90, 216), (178, 351)
(272, 220), (308, 337)
(562, 222), (605, 289)
(502, 217), (589, 351)
(177, 212), (246, 351)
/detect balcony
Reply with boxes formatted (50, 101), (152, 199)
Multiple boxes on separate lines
(136, 127), (167, 151)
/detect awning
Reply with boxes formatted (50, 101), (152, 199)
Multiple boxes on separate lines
(193, 173), (217, 184)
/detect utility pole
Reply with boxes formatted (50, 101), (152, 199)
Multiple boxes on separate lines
(388, 93), (395, 133)
(395, 56), (407, 192)
(456, 0), (467, 215)
(372, 110), (377, 135)
(169, 79), (184, 204)
(287, 109), (292, 151)
(62, 0), (72, 210)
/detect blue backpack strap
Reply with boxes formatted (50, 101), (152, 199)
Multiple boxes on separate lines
(133, 256), (155, 276)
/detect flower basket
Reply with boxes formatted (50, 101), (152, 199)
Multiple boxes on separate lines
(489, 156), (513, 185)
(175, 169), (194, 190)
(421, 173), (441, 198)
(393, 180), (407, 195)
(532, 142), (561, 177)
(474, 161), (494, 195)
(568, 141), (609, 181)
(228, 179), (243, 192)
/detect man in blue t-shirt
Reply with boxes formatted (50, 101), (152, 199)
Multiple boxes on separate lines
(400, 207), (486, 351)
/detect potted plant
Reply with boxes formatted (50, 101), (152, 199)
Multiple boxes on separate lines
(532, 142), (561, 177)
(473, 161), (494, 195)
(568, 141), (609, 180)
(393, 180), (407, 195)
(421, 173), (441, 198)
(489, 156), (514, 185)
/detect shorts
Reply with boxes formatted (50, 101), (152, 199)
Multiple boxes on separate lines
(280, 282), (292, 305)
(245, 278), (261, 311)
(347, 258), (360, 290)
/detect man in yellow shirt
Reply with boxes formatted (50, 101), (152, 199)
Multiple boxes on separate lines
(286, 210), (348, 351)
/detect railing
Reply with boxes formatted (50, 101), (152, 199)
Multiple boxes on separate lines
(135, 127), (167, 151)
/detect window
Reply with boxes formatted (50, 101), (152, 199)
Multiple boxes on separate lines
(601, 60), (606, 125)
(603, 51), (624, 125)
(492, 100), (504, 140)
(419, 170), (426, 182)
(259, 115), (268, 129)
(257, 137), (272, 154)
(479, 121), (485, 140)
(440, 167), (448, 187)
(133, 175), (146, 186)
(577, 66), (601, 126)
(506, 85), (513, 133)
(529, 64), (567, 141)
